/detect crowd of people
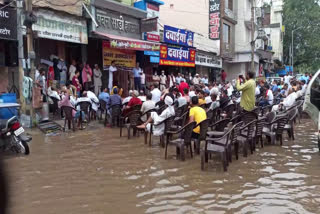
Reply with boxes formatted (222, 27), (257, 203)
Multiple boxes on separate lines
(35, 57), (309, 135)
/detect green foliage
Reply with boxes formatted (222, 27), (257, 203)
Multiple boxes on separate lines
(283, 0), (320, 73)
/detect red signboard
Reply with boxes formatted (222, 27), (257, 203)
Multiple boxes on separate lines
(147, 33), (160, 42)
(209, 0), (220, 40)
(147, 3), (159, 11)
(159, 45), (196, 67)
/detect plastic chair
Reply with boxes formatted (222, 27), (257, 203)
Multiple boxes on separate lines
(192, 119), (211, 154)
(61, 106), (76, 132)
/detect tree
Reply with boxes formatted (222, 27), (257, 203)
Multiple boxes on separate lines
(283, 0), (320, 73)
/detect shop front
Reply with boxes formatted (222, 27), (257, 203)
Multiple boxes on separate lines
(0, 5), (18, 93)
(159, 25), (196, 77)
(23, 8), (88, 87)
(195, 51), (222, 82)
(88, 0), (161, 95)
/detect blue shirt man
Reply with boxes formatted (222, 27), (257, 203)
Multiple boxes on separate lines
(300, 74), (310, 84)
(131, 62), (142, 91)
(98, 88), (110, 104)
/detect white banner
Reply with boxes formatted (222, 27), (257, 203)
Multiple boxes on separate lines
(26, 9), (88, 44)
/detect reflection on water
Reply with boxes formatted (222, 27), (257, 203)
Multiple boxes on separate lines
(4, 119), (320, 214)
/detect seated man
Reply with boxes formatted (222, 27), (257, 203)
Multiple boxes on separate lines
(209, 94), (220, 111)
(98, 87), (110, 105)
(123, 90), (142, 116)
(137, 96), (175, 136)
(87, 90), (99, 113)
(123, 90), (133, 105)
(189, 96), (207, 139)
(107, 88), (122, 109)
(141, 93), (156, 121)
(272, 88), (297, 112)
(176, 92), (187, 108)
(197, 90), (206, 106)
(259, 85), (273, 107)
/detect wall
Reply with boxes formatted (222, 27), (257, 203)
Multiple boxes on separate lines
(270, 0), (283, 61)
(0, 67), (8, 93)
(234, 0), (252, 53)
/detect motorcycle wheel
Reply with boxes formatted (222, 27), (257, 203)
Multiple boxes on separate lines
(21, 141), (30, 155)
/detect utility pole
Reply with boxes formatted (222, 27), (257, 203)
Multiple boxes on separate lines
(25, 0), (36, 124)
(17, 0), (25, 113)
(251, 0), (255, 73)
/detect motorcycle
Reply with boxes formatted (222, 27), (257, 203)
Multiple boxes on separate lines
(0, 116), (31, 155)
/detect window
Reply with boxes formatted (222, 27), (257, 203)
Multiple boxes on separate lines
(223, 24), (230, 43)
(225, 0), (233, 10)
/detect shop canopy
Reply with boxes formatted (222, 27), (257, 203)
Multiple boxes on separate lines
(93, 31), (160, 51)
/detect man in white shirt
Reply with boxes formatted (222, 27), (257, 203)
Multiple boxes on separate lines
(108, 60), (117, 92)
(159, 70), (167, 91)
(123, 90), (133, 104)
(76, 92), (92, 111)
(176, 73), (183, 84)
(168, 73), (176, 88)
(69, 60), (77, 81)
(255, 85), (261, 96)
(140, 70), (146, 93)
(138, 90), (146, 102)
(86, 90), (99, 112)
(140, 93), (156, 121)
(193, 74), (201, 85)
(272, 88), (297, 112)
(150, 83), (161, 103)
(204, 89), (212, 104)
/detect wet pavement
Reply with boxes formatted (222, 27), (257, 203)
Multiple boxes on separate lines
(3, 118), (320, 214)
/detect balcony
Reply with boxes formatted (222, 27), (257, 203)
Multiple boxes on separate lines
(221, 42), (235, 60)
(223, 8), (237, 24)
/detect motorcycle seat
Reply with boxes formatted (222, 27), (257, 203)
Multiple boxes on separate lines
(0, 119), (7, 130)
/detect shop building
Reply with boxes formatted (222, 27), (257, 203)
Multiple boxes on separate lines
(0, 5), (18, 93)
(159, 25), (196, 77)
(87, 0), (161, 95)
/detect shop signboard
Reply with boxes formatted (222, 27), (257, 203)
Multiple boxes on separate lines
(102, 41), (136, 70)
(209, 0), (220, 40)
(163, 25), (194, 47)
(150, 56), (160, 63)
(144, 51), (160, 56)
(109, 39), (160, 51)
(24, 9), (88, 44)
(195, 52), (222, 68)
(160, 45), (196, 67)
(0, 7), (17, 40)
(145, 3), (160, 42)
(96, 8), (141, 40)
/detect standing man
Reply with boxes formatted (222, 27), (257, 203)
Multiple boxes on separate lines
(82, 64), (93, 91)
(176, 73), (183, 84)
(179, 79), (189, 96)
(212, 70), (217, 83)
(93, 64), (102, 95)
(168, 72), (176, 88)
(69, 59), (77, 81)
(140, 70), (146, 93)
(221, 69), (227, 83)
(193, 74), (201, 85)
(160, 70), (167, 91)
(108, 60), (117, 92)
(132, 62), (142, 91)
(236, 72), (256, 112)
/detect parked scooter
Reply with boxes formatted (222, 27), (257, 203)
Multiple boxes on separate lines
(0, 116), (31, 155)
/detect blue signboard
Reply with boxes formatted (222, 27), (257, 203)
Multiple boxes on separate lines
(150, 56), (160, 63)
(163, 25), (194, 47)
(144, 51), (160, 56)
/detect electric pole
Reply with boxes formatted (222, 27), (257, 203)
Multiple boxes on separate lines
(251, 0), (255, 73)
(17, 0), (25, 114)
(25, 0), (36, 124)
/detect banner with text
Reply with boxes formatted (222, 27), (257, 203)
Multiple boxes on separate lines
(160, 45), (196, 67)
(102, 41), (136, 71)
(209, 0), (220, 40)
(0, 7), (17, 40)
(163, 25), (194, 47)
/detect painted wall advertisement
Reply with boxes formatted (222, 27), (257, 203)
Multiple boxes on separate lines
(145, 3), (160, 42)
(160, 45), (196, 67)
(28, 9), (88, 44)
(209, 0), (220, 40)
(163, 25), (194, 47)
(102, 41), (136, 71)
(0, 7), (17, 40)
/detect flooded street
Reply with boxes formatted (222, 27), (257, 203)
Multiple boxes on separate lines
(3, 118), (320, 214)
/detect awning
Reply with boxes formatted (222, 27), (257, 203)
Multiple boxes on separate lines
(93, 31), (160, 51)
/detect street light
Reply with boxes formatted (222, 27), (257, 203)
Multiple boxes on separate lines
(291, 26), (303, 71)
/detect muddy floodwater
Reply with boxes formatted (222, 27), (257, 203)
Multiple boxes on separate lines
(3, 118), (320, 214)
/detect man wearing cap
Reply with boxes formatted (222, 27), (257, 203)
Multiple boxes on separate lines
(160, 70), (167, 91)
(137, 95), (175, 136)
(193, 74), (201, 85)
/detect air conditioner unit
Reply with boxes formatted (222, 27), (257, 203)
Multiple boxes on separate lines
(255, 8), (262, 18)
